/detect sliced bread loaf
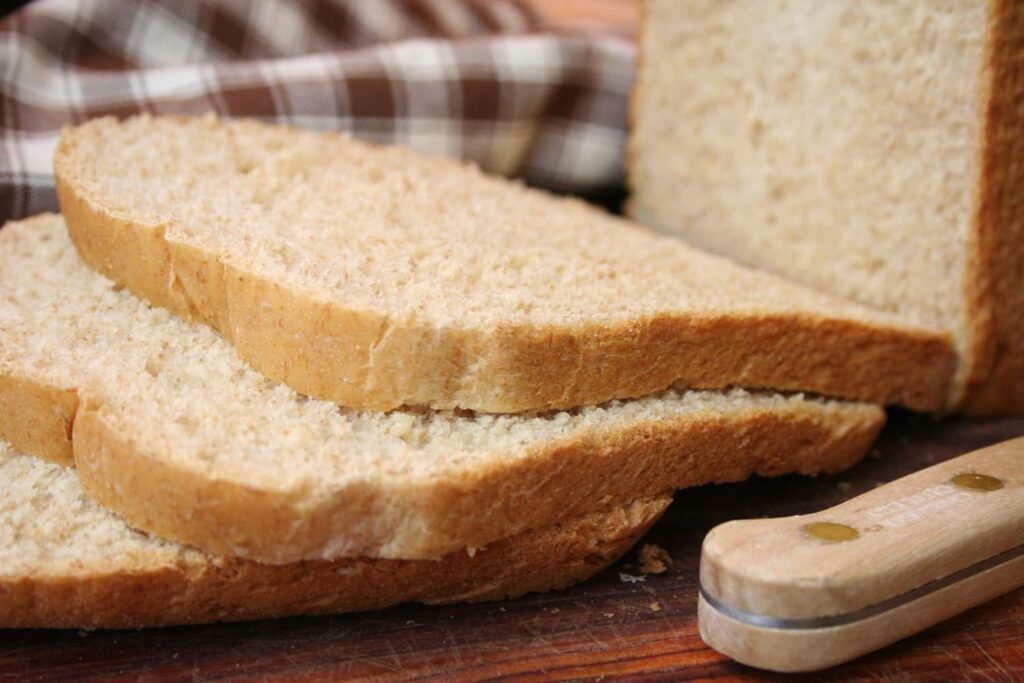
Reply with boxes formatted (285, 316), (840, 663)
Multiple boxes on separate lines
(0, 215), (885, 563)
(54, 115), (953, 412)
(0, 439), (667, 629)
(628, 0), (1022, 415)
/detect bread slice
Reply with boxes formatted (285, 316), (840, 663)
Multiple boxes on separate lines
(0, 215), (884, 563)
(628, 0), (1022, 415)
(54, 115), (953, 413)
(0, 439), (668, 629)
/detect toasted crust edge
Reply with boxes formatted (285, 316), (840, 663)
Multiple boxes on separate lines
(55, 118), (953, 413)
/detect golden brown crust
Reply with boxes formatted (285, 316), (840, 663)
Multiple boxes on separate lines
(55, 129), (954, 413)
(0, 372), (77, 467)
(960, 0), (1024, 416)
(69, 384), (882, 563)
(0, 493), (666, 629)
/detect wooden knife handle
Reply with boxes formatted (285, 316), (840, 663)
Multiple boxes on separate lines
(698, 436), (1024, 672)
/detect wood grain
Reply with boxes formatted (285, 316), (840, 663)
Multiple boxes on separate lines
(700, 436), (1024, 671)
(703, 436), (1024, 618)
(2, 412), (1022, 681)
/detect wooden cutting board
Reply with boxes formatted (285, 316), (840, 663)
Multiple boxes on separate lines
(3, 411), (1022, 682)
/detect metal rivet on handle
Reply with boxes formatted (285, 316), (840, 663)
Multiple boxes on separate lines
(801, 521), (860, 543)
(951, 472), (1004, 492)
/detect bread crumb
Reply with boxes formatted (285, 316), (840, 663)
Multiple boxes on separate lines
(649, 601), (662, 612)
(638, 544), (672, 574)
(836, 481), (851, 492)
(619, 572), (646, 584)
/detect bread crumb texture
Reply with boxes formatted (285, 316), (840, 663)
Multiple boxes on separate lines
(55, 115), (954, 412)
(0, 215), (885, 563)
(637, 543), (672, 574)
(0, 439), (192, 575)
(630, 0), (1022, 413)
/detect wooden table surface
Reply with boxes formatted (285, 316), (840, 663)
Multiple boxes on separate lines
(3, 412), (1023, 682)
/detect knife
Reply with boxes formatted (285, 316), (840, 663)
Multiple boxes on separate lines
(698, 436), (1024, 672)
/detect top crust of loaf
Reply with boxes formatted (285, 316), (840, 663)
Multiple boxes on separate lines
(0, 215), (884, 563)
(55, 115), (954, 412)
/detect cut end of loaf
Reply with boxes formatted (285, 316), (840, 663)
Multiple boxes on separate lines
(630, 0), (1022, 413)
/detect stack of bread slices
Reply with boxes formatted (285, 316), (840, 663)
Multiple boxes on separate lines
(0, 115), (955, 628)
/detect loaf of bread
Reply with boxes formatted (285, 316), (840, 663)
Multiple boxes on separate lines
(629, 0), (1022, 415)
(0, 215), (885, 564)
(0, 438), (668, 629)
(55, 115), (955, 413)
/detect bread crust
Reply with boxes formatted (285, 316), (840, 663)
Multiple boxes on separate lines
(65, 379), (881, 563)
(0, 214), (884, 565)
(0, 290), (667, 627)
(55, 121), (954, 413)
(0, 373), (77, 466)
(960, 0), (1024, 415)
(0, 484), (666, 629)
(0, 301), (886, 565)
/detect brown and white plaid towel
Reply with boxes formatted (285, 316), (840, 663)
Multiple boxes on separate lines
(0, 0), (635, 221)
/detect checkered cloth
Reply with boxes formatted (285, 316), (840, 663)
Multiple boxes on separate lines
(0, 0), (635, 221)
